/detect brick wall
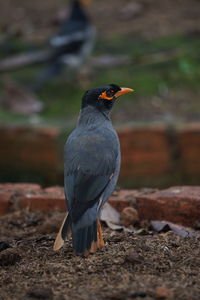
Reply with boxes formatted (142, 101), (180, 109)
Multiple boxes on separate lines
(1, 124), (200, 187)
(1, 183), (200, 227)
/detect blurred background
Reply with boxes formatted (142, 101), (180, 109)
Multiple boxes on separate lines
(0, 0), (200, 188)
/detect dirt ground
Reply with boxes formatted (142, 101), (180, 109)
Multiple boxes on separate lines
(0, 210), (200, 300)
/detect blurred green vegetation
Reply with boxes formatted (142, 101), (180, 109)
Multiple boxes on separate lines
(1, 34), (200, 125)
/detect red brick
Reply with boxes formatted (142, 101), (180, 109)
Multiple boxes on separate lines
(0, 126), (61, 182)
(20, 195), (66, 211)
(136, 186), (200, 226)
(2, 183), (200, 229)
(0, 183), (41, 192)
(0, 191), (13, 213)
(4, 124), (200, 187)
(178, 125), (200, 175)
(117, 126), (172, 179)
(19, 188), (137, 213)
(19, 185), (66, 211)
(108, 190), (140, 211)
(0, 183), (42, 213)
(43, 186), (64, 196)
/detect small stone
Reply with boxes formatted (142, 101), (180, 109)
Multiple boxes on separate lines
(0, 247), (22, 266)
(0, 241), (12, 252)
(193, 220), (200, 230)
(125, 252), (143, 264)
(113, 257), (124, 265)
(121, 206), (139, 227)
(129, 291), (147, 298)
(155, 287), (173, 299)
(27, 287), (53, 299)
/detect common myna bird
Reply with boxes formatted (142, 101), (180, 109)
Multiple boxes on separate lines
(54, 84), (134, 255)
(32, 0), (95, 90)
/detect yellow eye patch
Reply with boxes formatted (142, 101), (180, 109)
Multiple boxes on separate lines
(98, 91), (113, 100)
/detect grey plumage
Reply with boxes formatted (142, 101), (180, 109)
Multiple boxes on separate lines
(54, 84), (133, 255)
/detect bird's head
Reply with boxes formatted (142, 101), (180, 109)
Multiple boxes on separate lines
(81, 84), (134, 113)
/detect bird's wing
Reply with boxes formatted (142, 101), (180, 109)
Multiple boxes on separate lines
(59, 20), (88, 36)
(64, 129), (119, 223)
(50, 31), (86, 47)
(50, 22), (91, 47)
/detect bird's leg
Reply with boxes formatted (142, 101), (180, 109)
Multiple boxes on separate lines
(88, 220), (104, 254)
(97, 219), (105, 247)
(89, 241), (98, 254)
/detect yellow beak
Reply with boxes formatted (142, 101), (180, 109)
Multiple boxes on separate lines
(115, 87), (134, 98)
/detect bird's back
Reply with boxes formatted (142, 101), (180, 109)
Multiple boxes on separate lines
(64, 124), (119, 177)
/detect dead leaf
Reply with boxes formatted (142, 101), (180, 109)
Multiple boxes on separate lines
(100, 203), (135, 232)
(150, 220), (200, 238)
(100, 203), (121, 229)
(121, 206), (139, 227)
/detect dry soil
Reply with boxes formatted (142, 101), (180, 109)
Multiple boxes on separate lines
(0, 210), (200, 300)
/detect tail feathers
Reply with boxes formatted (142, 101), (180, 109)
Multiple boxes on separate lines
(72, 220), (97, 255)
(54, 215), (105, 255)
(53, 213), (70, 251)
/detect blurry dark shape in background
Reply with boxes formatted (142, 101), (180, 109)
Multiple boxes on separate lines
(0, 0), (96, 115)
(31, 0), (96, 91)
(0, 1), (95, 85)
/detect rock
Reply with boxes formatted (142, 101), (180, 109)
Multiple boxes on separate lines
(121, 206), (139, 227)
(0, 241), (12, 252)
(27, 286), (53, 299)
(0, 248), (22, 266)
(155, 286), (173, 299)
(125, 251), (143, 264)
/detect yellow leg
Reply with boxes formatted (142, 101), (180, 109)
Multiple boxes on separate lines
(89, 241), (98, 254)
(87, 219), (105, 255)
(97, 219), (105, 247)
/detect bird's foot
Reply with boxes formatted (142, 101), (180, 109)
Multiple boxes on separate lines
(97, 219), (105, 247)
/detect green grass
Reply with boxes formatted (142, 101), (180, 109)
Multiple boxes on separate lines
(1, 34), (200, 125)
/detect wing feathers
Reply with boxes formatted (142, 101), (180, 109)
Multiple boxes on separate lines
(53, 213), (70, 251)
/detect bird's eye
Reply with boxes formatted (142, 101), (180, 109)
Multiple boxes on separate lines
(98, 90), (114, 100)
(106, 89), (114, 97)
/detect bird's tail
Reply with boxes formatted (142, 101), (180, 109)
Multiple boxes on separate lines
(71, 219), (105, 255)
(53, 212), (70, 251)
(53, 213), (105, 255)
(71, 220), (97, 255)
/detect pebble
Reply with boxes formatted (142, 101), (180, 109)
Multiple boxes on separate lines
(27, 287), (53, 299)
(0, 247), (22, 266)
(121, 207), (139, 227)
(155, 286), (173, 299)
